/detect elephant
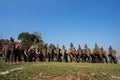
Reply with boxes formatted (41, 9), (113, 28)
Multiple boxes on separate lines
(108, 46), (117, 64)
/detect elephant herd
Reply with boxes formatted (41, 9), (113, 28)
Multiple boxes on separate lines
(0, 40), (118, 64)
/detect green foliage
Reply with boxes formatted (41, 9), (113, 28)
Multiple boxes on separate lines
(18, 32), (44, 47)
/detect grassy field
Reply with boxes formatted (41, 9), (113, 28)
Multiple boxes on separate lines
(0, 61), (120, 80)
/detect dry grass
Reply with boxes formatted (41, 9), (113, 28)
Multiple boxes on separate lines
(0, 61), (120, 80)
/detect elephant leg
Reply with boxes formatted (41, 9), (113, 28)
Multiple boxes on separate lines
(83, 55), (86, 62)
(7, 50), (11, 62)
(113, 56), (117, 64)
(95, 54), (98, 63)
(96, 57), (99, 63)
(109, 56), (113, 63)
(33, 53), (36, 62)
(69, 54), (72, 62)
(64, 54), (68, 62)
(14, 49), (18, 62)
(10, 50), (14, 62)
(23, 50), (28, 62)
(81, 54), (85, 62)
(108, 55), (112, 63)
(104, 56), (108, 63)
(42, 53), (45, 61)
(91, 54), (96, 63)
(97, 54), (102, 63)
(86, 55), (90, 62)
(14, 53), (17, 62)
(28, 53), (32, 62)
(48, 53), (51, 62)
(100, 54), (103, 63)
(18, 51), (21, 62)
(93, 55), (96, 63)
(39, 53), (43, 62)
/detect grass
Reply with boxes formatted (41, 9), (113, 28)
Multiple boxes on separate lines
(0, 61), (120, 80)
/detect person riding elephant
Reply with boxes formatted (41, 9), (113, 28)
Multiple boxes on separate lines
(55, 44), (62, 62)
(69, 43), (78, 62)
(76, 45), (83, 62)
(19, 42), (29, 62)
(28, 44), (38, 62)
(93, 43), (103, 63)
(14, 42), (29, 62)
(14, 43), (21, 62)
(100, 47), (108, 63)
(108, 46), (117, 64)
(83, 44), (91, 62)
(40, 44), (47, 61)
(48, 44), (54, 62)
(60, 45), (68, 62)
(4, 37), (15, 62)
(90, 49), (96, 63)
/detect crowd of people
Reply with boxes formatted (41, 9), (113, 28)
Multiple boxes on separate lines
(0, 38), (118, 64)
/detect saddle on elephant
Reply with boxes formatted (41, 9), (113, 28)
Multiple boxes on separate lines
(60, 45), (66, 55)
(60, 49), (66, 56)
(108, 46), (117, 57)
(83, 44), (90, 56)
(90, 50), (94, 55)
(2, 46), (6, 52)
(93, 48), (101, 55)
(108, 49), (117, 57)
(77, 45), (83, 55)
(15, 43), (20, 49)
(83, 48), (90, 56)
(101, 48), (106, 56)
(69, 47), (75, 54)
(66, 50), (70, 55)
(28, 44), (38, 54)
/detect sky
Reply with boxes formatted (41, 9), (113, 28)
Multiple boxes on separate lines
(0, 0), (120, 56)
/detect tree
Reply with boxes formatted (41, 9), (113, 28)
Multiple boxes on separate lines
(33, 32), (44, 46)
(18, 32), (44, 47)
